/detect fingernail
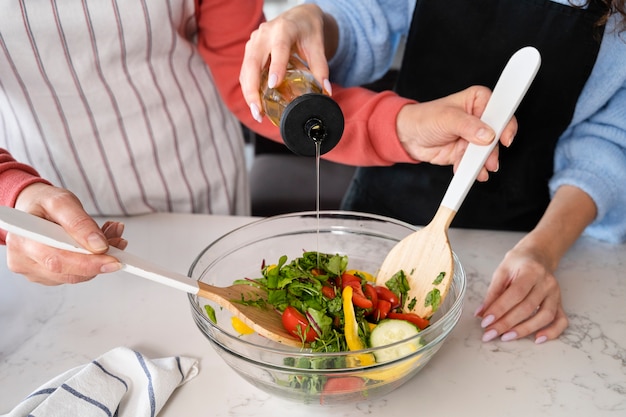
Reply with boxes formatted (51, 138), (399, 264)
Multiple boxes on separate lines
(535, 335), (548, 344)
(493, 162), (499, 172)
(506, 135), (516, 147)
(87, 233), (108, 252)
(101, 262), (122, 273)
(473, 304), (484, 317)
(500, 331), (517, 342)
(104, 221), (124, 236)
(476, 128), (493, 142)
(268, 73), (278, 89)
(482, 329), (498, 342)
(323, 79), (332, 95)
(481, 314), (495, 328)
(115, 222), (125, 236)
(250, 103), (262, 123)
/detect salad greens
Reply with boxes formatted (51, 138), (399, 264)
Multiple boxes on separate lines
(233, 251), (414, 353)
(225, 251), (438, 398)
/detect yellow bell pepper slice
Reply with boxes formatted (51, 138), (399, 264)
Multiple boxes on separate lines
(342, 286), (375, 366)
(231, 316), (255, 335)
(346, 269), (376, 283)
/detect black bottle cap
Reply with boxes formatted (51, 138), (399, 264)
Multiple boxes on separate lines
(280, 93), (345, 156)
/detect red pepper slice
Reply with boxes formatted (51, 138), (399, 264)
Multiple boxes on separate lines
(386, 312), (430, 330)
(341, 273), (373, 309)
(363, 283), (378, 310)
(370, 299), (392, 322)
(375, 286), (401, 309)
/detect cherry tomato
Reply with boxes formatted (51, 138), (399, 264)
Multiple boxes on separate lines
(311, 268), (324, 276)
(375, 286), (401, 309)
(341, 273), (373, 309)
(281, 306), (319, 342)
(321, 377), (366, 404)
(370, 299), (392, 322)
(321, 285), (336, 299)
(387, 312), (430, 330)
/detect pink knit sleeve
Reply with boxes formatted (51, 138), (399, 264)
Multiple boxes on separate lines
(0, 149), (51, 243)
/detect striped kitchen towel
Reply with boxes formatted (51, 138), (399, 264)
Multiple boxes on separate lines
(3, 347), (198, 417)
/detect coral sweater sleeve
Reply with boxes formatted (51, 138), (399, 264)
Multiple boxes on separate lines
(0, 149), (51, 242)
(195, 0), (416, 167)
(0, 149), (50, 209)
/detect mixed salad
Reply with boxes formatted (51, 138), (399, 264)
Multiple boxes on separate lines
(205, 250), (441, 399)
(233, 251), (432, 351)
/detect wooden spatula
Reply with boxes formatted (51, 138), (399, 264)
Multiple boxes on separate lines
(0, 206), (303, 347)
(376, 47), (541, 319)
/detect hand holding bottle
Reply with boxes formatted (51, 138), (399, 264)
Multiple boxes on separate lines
(260, 54), (343, 156)
(240, 4), (333, 125)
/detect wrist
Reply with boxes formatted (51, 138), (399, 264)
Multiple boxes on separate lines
(14, 182), (51, 210)
(396, 103), (419, 148)
(514, 232), (561, 272)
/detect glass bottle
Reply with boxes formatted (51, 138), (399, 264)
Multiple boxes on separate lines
(260, 55), (344, 156)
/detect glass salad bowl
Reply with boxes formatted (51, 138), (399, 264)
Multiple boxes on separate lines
(188, 211), (466, 405)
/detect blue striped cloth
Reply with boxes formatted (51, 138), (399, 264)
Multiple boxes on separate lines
(3, 347), (198, 417)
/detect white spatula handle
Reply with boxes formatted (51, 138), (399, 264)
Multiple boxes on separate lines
(0, 206), (199, 294)
(440, 46), (541, 212)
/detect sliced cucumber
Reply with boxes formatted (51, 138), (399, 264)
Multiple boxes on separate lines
(369, 319), (423, 363)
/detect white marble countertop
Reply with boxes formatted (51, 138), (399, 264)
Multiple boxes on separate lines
(1, 212), (624, 416)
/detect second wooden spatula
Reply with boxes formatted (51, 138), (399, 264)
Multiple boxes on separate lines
(376, 46), (541, 319)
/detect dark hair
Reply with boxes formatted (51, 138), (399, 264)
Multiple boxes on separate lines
(588, 0), (626, 32)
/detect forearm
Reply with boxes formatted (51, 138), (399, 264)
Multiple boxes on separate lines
(517, 185), (597, 271)
(324, 87), (416, 166)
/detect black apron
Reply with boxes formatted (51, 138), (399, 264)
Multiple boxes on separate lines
(341, 0), (606, 230)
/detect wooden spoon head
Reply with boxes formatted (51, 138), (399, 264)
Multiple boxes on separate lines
(197, 282), (303, 347)
(376, 207), (455, 319)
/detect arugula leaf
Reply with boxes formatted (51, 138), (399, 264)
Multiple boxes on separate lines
(204, 305), (217, 324)
(425, 288), (442, 312)
(385, 270), (410, 308)
(433, 271), (445, 285)
(325, 254), (348, 276)
(307, 308), (333, 338)
(267, 288), (288, 311)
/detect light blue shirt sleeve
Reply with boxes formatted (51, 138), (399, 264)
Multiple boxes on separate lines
(305, 0), (415, 86)
(550, 16), (626, 243)
(550, 87), (626, 243)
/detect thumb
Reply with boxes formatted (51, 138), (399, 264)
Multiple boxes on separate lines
(461, 117), (496, 146)
(52, 208), (109, 254)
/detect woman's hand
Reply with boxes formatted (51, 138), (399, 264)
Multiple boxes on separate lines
(474, 185), (596, 343)
(396, 86), (518, 181)
(240, 4), (334, 123)
(5, 183), (127, 285)
(474, 243), (568, 344)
